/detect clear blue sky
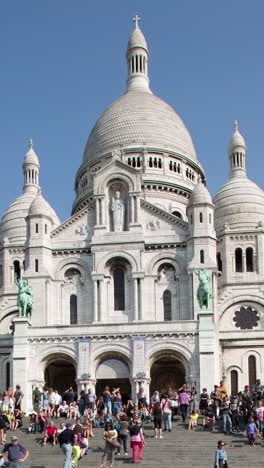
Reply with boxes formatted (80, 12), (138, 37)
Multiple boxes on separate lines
(1, 0), (264, 222)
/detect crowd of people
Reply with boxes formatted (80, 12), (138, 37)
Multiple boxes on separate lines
(0, 379), (264, 466)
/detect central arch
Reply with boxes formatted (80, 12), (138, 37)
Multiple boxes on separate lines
(95, 354), (131, 402)
(44, 353), (77, 394)
(149, 350), (187, 395)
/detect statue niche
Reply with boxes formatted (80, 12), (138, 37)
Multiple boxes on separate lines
(108, 182), (127, 232)
(111, 191), (125, 232)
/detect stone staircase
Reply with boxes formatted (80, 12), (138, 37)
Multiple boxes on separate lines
(3, 417), (262, 467)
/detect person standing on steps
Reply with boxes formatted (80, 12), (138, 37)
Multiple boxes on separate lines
(129, 420), (145, 465)
(214, 440), (228, 468)
(58, 422), (75, 468)
(160, 394), (172, 431)
(178, 388), (190, 424)
(2, 435), (29, 468)
(152, 402), (163, 438)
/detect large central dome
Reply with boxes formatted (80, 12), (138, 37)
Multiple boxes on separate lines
(83, 90), (197, 165)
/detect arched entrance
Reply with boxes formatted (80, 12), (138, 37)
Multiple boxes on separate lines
(150, 353), (186, 395)
(95, 357), (131, 402)
(44, 354), (76, 394)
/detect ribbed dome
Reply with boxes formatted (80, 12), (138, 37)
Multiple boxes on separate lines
(128, 27), (148, 51)
(188, 180), (212, 206)
(228, 128), (246, 152)
(214, 176), (264, 231)
(28, 193), (60, 226)
(0, 192), (37, 243)
(24, 146), (39, 166)
(83, 91), (197, 165)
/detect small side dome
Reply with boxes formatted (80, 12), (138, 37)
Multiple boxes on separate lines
(0, 192), (38, 243)
(188, 179), (213, 206)
(28, 192), (60, 227)
(214, 176), (264, 231)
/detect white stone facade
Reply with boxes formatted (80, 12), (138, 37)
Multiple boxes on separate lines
(0, 23), (264, 413)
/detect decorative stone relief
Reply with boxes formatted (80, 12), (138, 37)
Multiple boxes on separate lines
(146, 218), (160, 231)
(75, 224), (89, 235)
(233, 306), (260, 330)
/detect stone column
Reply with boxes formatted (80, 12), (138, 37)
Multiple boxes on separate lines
(77, 376), (96, 394)
(98, 279), (104, 322)
(93, 279), (98, 322)
(133, 278), (138, 321)
(95, 198), (100, 226)
(129, 194), (134, 224)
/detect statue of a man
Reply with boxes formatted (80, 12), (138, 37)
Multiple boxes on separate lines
(195, 268), (212, 309)
(111, 191), (125, 231)
(15, 274), (33, 320)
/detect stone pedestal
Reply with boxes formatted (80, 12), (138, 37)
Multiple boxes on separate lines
(13, 317), (31, 414)
(198, 310), (219, 393)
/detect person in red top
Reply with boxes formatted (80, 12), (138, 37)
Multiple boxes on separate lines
(43, 421), (57, 446)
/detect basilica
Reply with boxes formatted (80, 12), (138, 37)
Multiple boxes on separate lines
(1, 19), (264, 413)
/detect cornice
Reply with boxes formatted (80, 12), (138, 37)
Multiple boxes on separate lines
(27, 331), (198, 343)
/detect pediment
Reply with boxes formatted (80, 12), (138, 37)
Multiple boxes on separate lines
(50, 202), (95, 241)
(140, 199), (188, 241)
(93, 159), (142, 194)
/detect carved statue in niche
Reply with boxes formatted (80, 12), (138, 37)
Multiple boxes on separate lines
(158, 265), (176, 282)
(111, 191), (125, 231)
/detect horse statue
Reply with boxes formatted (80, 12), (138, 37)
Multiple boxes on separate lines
(195, 268), (212, 309)
(15, 275), (33, 320)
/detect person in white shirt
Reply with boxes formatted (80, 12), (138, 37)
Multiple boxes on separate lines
(57, 401), (69, 418)
(54, 390), (62, 414)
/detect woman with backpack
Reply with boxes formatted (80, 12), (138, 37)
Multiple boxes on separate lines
(129, 419), (145, 464)
(100, 422), (118, 468)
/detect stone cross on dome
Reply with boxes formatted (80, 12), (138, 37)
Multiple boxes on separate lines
(234, 120), (239, 131)
(133, 14), (141, 28)
(29, 138), (33, 149)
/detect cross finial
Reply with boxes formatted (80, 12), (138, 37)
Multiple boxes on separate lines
(133, 14), (141, 29)
(29, 138), (33, 149)
(234, 120), (239, 131)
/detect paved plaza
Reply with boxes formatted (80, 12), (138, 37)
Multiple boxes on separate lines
(3, 417), (263, 468)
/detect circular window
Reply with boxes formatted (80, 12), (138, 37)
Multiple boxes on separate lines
(233, 306), (260, 330)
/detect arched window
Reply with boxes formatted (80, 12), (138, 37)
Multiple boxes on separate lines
(114, 268), (125, 310)
(235, 248), (243, 272)
(35, 223), (39, 234)
(217, 252), (222, 272)
(35, 259), (39, 273)
(13, 261), (20, 280)
(248, 355), (256, 389)
(6, 362), (10, 389)
(200, 250), (205, 264)
(246, 247), (254, 272)
(230, 370), (238, 394)
(199, 212), (203, 223)
(172, 211), (182, 219)
(70, 294), (77, 324)
(65, 268), (81, 280)
(163, 290), (172, 321)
